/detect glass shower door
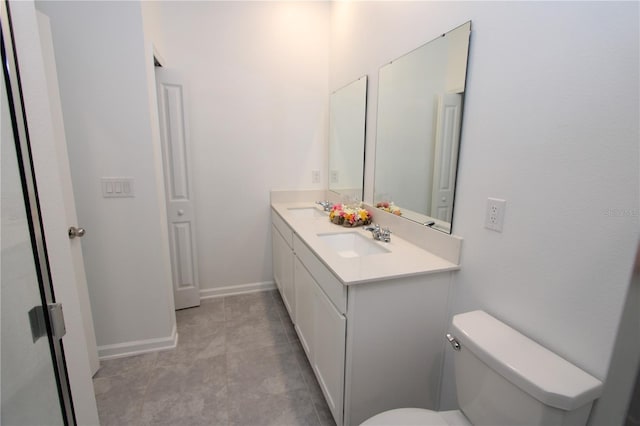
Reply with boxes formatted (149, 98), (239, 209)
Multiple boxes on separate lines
(1, 1), (72, 422)
(1, 66), (65, 426)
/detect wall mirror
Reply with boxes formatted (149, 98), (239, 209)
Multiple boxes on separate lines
(329, 75), (367, 203)
(374, 21), (471, 233)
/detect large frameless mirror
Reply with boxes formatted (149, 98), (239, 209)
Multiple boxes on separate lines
(374, 22), (471, 233)
(328, 75), (367, 203)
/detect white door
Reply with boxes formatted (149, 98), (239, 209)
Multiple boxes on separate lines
(36, 9), (99, 376)
(431, 93), (462, 223)
(155, 68), (200, 310)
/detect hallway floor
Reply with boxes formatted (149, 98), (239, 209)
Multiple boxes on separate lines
(93, 290), (336, 426)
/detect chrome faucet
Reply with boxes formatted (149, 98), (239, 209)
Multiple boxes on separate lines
(365, 224), (392, 242)
(316, 200), (332, 212)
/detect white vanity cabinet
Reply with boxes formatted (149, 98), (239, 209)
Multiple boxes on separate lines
(270, 205), (457, 426)
(271, 212), (295, 320)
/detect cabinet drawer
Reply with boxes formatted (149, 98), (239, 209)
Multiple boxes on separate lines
(272, 208), (293, 248)
(293, 234), (346, 314)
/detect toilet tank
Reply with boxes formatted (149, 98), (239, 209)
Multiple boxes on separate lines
(451, 311), (602, 426)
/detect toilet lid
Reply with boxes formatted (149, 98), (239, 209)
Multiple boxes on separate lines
(361, 408), (448, 426)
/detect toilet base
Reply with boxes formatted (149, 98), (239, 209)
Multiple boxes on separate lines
(361, 408), (471, 426)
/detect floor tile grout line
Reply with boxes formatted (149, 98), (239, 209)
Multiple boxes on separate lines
(222, 294), (233, 426)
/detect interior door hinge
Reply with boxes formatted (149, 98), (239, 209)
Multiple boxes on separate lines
(48, 303), (66, 340)
(31, 303), (67, 342)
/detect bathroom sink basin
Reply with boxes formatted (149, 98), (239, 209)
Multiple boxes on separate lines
(317, 232), (390, 258)
(287, 207), (327, 218)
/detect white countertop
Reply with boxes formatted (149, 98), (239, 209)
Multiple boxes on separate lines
(272, 201), (460, 285)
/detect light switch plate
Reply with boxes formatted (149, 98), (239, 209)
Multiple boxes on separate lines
(102, 178), (134, 198)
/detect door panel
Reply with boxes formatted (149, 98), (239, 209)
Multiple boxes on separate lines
(431, 93), (462, 222)
(294, 258), (315, 358)
(164, 83), (190, 199)
(171, 222), (196, 290)
(272, 225), (284, 293)
(272, 225), (295, 319)
(156, 69), (200, 309)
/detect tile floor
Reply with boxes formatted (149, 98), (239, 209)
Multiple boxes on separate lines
(93, 290), (336, 426)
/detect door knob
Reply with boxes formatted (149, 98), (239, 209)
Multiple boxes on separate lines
(177, 209), (185, 216)
(68, 226), (86, 239)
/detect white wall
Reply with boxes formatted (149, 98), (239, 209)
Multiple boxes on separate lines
(142, 1), (330, 294)
(330, 0), (639, 417)
(35, 1), (176, 355)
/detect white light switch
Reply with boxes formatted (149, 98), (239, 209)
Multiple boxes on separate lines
(102, 178), (135, 198)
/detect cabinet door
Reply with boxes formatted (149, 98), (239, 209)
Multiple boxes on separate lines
(281, 250), (294, 321)
(294, 258), (315, 358)
(313, 284), (346, 426)
(272, 225), (284, 293)
(272, 225), (294, 319)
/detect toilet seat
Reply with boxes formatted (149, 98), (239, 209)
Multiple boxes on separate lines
(361, 408), (471, 426)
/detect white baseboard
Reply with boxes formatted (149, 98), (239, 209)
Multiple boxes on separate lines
(97, 323), (178, 361)
(199, 281), (276, 300)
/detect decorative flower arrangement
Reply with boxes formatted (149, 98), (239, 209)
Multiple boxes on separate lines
(376, 201), (402, 216)
(329, 203), (373, 227)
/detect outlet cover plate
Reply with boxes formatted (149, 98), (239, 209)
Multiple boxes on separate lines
(485, 198), (506, 232)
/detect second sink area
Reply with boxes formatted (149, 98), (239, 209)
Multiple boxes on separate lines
(287, 207), (327, 219)
(317, 231), (390, 258)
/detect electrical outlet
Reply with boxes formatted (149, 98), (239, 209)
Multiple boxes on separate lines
(330, 170), (339, 184)
(485, 198), (506, 232)
(312, 170), (320, 184)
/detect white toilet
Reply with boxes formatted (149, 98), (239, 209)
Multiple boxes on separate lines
(361, 310), (603, 426)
